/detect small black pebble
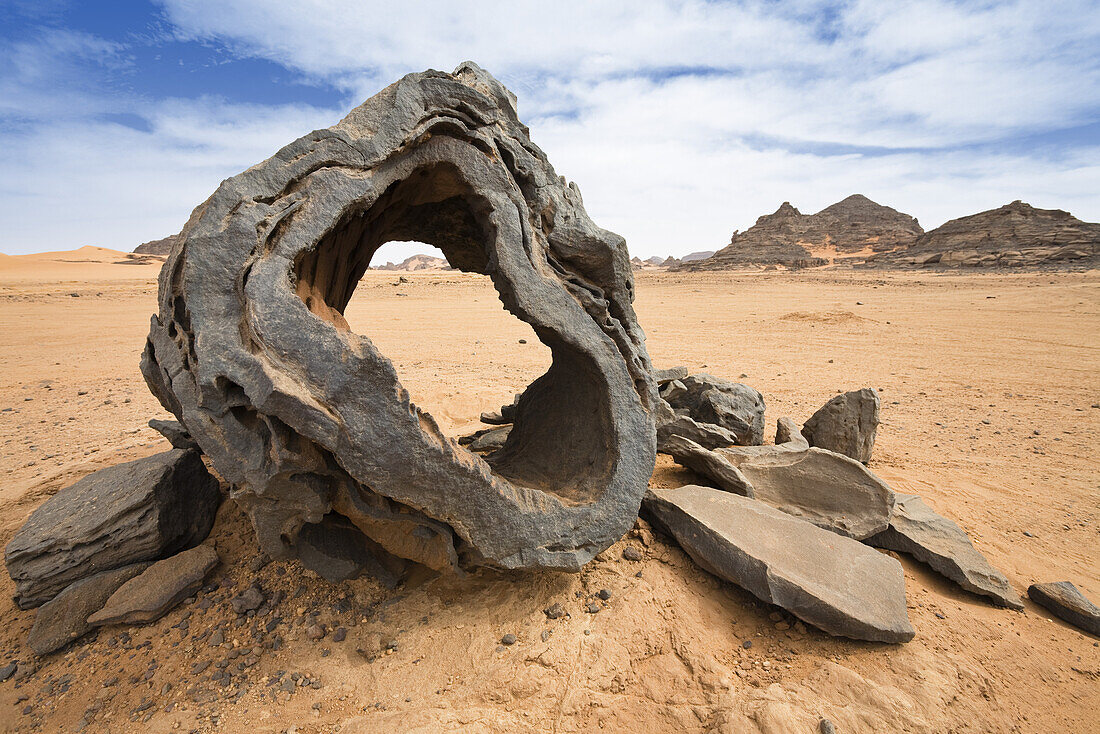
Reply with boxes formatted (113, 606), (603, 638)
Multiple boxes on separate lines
(597, 589), (611, 601)
(742, 640), (752, 649)
(501, 634), (517, 646)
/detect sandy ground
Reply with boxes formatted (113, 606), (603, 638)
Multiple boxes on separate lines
(0, 249), (1097, 733)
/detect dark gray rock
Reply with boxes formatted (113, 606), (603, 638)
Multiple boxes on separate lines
(148, 419), (199, 451)
(88, 545), (218, 625)
(5, 449), (221, 609)
(802, 388), (880, 463)
(658, 414), (744, 451)
(661, 438), (893, 540)
(139, 62), (657, 577)
(653, 366), (689, 384)
(1028, 582), (1100, 635)
(467, 425), (512, 453)
(27, 563), (150, 656)
(0, 662), (14, 682)
(479, 411), (509, 426)
(869, 494), (1022, 609)
(296, 515), (410, 588)
(231, 586), (265, 614)
(644, 485), (914, 643)
(662, 373), (765, 445)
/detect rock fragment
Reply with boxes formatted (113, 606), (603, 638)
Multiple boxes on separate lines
(148, 419), (199, 451)
(230, 586), (265, 615)
(1027, 582), (1100, 635)
(5, 449), (221, 609)
(662, 373), (766, 445)
(868, 494), (1022, 609)
(802, 388), (880, 463)
(653, 366), (689, 384)
(88, 545), (219, 626)
(467, 425), (512, 453)
(26, 563), (150, 656)
(644, 485), (914, 642)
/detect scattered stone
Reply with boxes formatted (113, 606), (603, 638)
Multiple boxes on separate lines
(742, 640), (752, 649)
(88, 545), (219, 625)
(332, 627), (347, 642)
(540, 630), (551, 642)
(139, 63), (658, 577)
(230, 587), (265, 615)
(544, 603), (565, 619)
(500, 634), (517, 646)
(868, 494), (1022, 609)
(208, 630), (224, 647)
(26, 563), (150, 656)
(644, 485), (914, 642)
(660, 373), (766, 445)
(819, 719), (837, 734)
(802, 388), (880, 463)
(1027, 582), (1100, 635)
(247, 554), (270, 573)
(585, 602), (600, 614)
(5, 449), (221, 609)
(306, 624), (326, 641)
(597, 589), (611, 601)
(622, 546), (643, 562)
(0, 662), (15, 682)
(148, 419), (199, 451)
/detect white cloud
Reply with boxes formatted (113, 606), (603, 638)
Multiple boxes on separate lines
(1, 0), (1098, 256)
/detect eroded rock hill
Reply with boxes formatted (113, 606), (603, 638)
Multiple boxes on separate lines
(681, 195), (923, 270)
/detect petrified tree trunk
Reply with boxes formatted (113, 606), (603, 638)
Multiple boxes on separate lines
(141, 63), (657, 576)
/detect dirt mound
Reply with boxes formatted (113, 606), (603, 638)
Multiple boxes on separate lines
(778, 310), (868, 325)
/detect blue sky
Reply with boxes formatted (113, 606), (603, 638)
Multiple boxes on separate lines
(1, 0), (1098, 258)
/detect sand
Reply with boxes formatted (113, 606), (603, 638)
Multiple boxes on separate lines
(0, 251), (1097, 733)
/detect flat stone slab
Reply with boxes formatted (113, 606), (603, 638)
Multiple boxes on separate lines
(1028, 582), (1100, 635)
(869, 494), (1022, 609)
(803, 388), (880, 463)
(89, 545), (218, 625)
(645, 485), (914, 643)
(27, 563), (150, 656)
(5, 449), (221, 608)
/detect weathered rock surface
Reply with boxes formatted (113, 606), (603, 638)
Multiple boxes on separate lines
(660, 373), (765, 446)
(657, 415), (746, 451)
(680, 195), (922, 270)
(869, 494), (1022, 609)
(873, 200), (1100, 268)
(1027, 582), (1100, 635)
(133, 234), (178, 256)
(5, 449), (221, 609)
(148, 418), (199, 451)
(139, 63), (658, 577)
(662, 425), (893, 539)
(802, 388), (880, 463)
(296, 515), (410, 588)
(644, 485), (914, 642)
(774, 417), (808, 448)
(27, 563), (150, 656)
(653, 366), (689, 384)
(467, 425), (512, 453)
(88, 545), (218, 625)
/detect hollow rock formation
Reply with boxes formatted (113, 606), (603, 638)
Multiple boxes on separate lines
(140, 63), (658, 577)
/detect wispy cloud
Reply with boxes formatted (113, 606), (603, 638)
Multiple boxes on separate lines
(1, 0), (1097, 255)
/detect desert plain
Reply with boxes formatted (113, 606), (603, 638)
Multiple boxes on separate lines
(0, 247), (1097, 733)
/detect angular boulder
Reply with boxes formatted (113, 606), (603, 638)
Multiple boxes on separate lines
(27, 563), (150, 656)
(139, 63), (657, 576)
(88, 544), (218, 625)
(662, 373), (766, 446)
(869, 494), (1022, 609)
(802, 388), (880, 463)
(644, 485), (914, 643)
(1027, 582), (1100, 635)
(5, 449), (221, 609)
(148, 419), (199, 451)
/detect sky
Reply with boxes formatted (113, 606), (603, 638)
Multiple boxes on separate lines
(1, 0), (1098, 260)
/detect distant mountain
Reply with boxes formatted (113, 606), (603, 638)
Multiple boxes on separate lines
(680, 194), (922, 270)
(133, 234), (178, 256)
(372, 254), (453, 271)
(873, 200), (1100, 268)
(680, 250), (714, 262)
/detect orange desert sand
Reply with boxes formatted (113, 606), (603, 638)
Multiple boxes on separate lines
(0, 246), (1097, 733)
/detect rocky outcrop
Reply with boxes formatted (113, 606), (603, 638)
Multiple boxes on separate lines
(140, 63), (658, 579)
(802, 388), (880, 463)
(5, 449), (221, 609)
(681, 195), (922, 270)
(644, 485), (915, 643)
(133, 234), (178, 256)
(27, 563), (150, 656)
(869, 495), (1022, 609)
(1027, 582), (1100, 635)
(874, 201), (1100, 268)
(372, 254), (453, 271)
(88, 545), (219, 626)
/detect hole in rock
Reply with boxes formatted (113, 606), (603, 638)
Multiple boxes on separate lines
(292, 162), (615, 504)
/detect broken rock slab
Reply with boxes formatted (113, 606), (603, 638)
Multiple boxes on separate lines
(802, 388), (880, 463)
(1028, 582), (1100, 635)
(88, 544), (218, 626)
(5, 449), (221, 609)
(644, 485), (914, 643)
(148, 419), (199, 451)
(662, 432), (893, 540)
(27, 563), (150, 656)
(653, 366), (689, 384)
(868, 494), (1022, 609)
(662, 373), (766, 445)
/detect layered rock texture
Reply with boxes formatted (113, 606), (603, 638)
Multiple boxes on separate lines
(140, 63), (658, 578)
(876, 201), (1100, 268)
(645, 485), (915, 643)
(681, 195), (922, 270)
(5, 449), (220, 609)
(133, 234), (178, 256)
